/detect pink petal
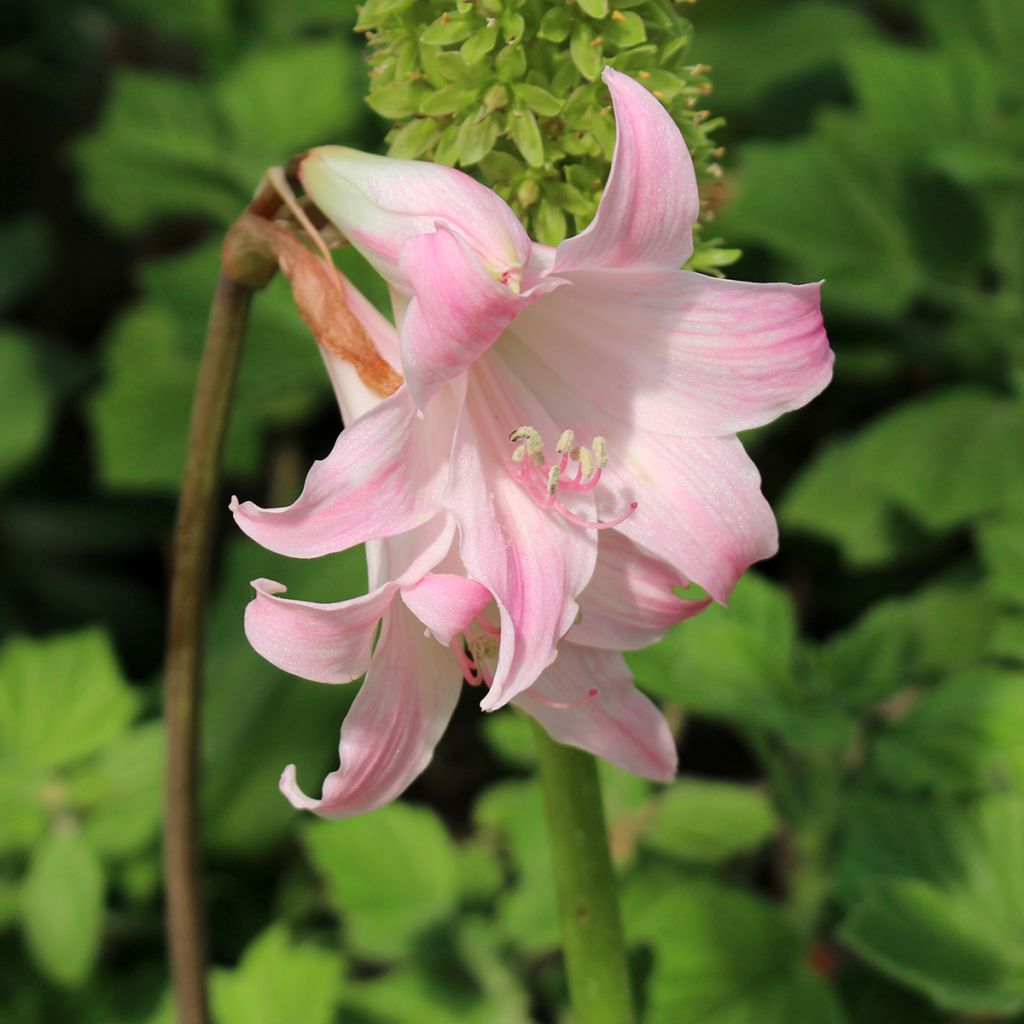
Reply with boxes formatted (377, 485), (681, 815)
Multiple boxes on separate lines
(232, 382), (459, 558)
(554, 68), (699, 274)
(603, 431), (778, 603)
(446, 355), (598, 711)
(400, 572), (492, 647)
(244, 578), (398, 684)
(280, 601), (462, 818)
(571, 530), (710, 651)
(300, 146), (530, 288)
(397, 225), (527, 409)
(514, 644), (677, 782)
(513, 270), (832, 437)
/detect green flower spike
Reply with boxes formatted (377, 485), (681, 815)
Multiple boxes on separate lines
(357, 0), (739, 271)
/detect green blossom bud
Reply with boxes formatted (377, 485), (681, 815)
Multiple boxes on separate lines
(358, 0), (737, 269)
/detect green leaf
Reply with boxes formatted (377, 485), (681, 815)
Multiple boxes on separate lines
(839, 795), (1024, 1015)
(577, 0), (608, 18)
(77, 43), (364, 233)
(0, 329), (54, 484)
(72, 723), (164, 857)
(508, 107), (544, 168)
(419, 84), (480, 116)
(627, 574), (798, 730)
(0, 754), (48, 854)
(869, 669), (1024, 794)
(89, 241), (329, 490)
(211, 925), (341, 1024)
(474, 780), (559, 954)
(366, 80), (427, 119)
(603, 10), (646, 48)
(538, 6), (573, 44)
(781, 389), (1024, 565)
(303, 802), (458, 959)
(461, 24), (499, 64)
(625, 874), (844, 1024)
(691, 2), (876, 114)
(456, 109), (499, 166)
(570, 22), (603, 81)
(421, 12), (477, 45)
(21, 827), (105, 987)
(641, 780), (778, 864)
(0, 629), (136, 770)
(723, 114), (922, 317)
(388, 117), (444, 159)
(978, 513), (1024, 605)
(0, 217), (51, 310)
(512, 82), (563, 117)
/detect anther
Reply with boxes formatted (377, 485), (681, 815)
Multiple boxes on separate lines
(556, 429), (575, 454)
(592, 436), (608, 469)
(576, 446), (594, 481)
(546, 465), (561, 497)
(526, 687), (599, 710)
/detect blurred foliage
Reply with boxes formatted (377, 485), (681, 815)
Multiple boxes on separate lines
(1, 0), (1023, 1021)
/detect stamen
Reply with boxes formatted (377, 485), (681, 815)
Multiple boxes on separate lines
(526, 687), (599, 710)
(509, 425), (638, 529)
(450, 639), (481, 686)
(474, 613), (500, 638)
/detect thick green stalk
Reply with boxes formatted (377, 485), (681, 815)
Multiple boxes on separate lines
(164, 271), (255, 1024)
(532, 722), (635, 1024)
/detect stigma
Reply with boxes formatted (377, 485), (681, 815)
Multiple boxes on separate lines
(508, 426), (637, 530)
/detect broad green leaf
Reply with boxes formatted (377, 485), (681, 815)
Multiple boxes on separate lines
(508, 106), (544, 168)
(304, 802), (458, 959)
(77, 42), (364, 234)
(781, 389), (1024, 565)
(641, 780), (778, 864)
(723, 114), (922, 317)
(691, 2), (876, 114)
(839, 795), (1024, 1015)
(72, 722), (164, 857)
(603, 10), (646, 48)
(869, 669), (1024, 793)
(211, 925), (340, 1024)
(0, 629), (137, 769)
(625, 874), (844, 1024)
(627, 574), (798, 730)
(474, 781), (559, 954)
(21, 827), (105, 986)
(0, 217), (51, 309)
(0, 754), (48, 854)
(512, 82), (563, 117)
(978, 513), (1024, 605)
(89, 241), (329, 490)
(570, 22), (602, 81)
(344, 920), (532, 1024)
(0, 329), (53, 484)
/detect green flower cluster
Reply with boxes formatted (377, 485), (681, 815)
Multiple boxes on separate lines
(357, 0), (738, 269)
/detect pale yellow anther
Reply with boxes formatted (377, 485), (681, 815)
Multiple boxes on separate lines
(512, 445), (526, 464)
(470, 635), (498, 661)
(509, 425), (545, 460)
(556, 429), (575, 454)
(546, 465), (561, 496)
(576, 446), (594, 480)
(592, 436), (608, 469)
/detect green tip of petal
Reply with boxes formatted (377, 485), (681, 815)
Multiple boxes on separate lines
(358, 0), (733, 265)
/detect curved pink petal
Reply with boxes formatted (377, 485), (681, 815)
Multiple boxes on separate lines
(398, 225), (528, 409)
(446, 355), (598, 711)
(571, 530), (710, 651)
(280, 601), (462, 818)
(603, 431), (778, 603)
(554, 68), (699, 274)
(514, 644), (677, 781)
(300, 146), (530, 288)
(493, 336), (779, 602)
(244, 578), (398, 684)
(232, 381), (460, 558)
(513, 271), (831, 437)
(400, 572), (492, 647)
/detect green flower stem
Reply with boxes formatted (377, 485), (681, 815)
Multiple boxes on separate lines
(531, 721), (635, 1024)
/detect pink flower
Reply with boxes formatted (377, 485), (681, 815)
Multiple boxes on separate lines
(233, 68), (832, 818)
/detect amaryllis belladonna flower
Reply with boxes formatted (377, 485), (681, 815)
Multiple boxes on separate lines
(232, 67), (832, 817)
